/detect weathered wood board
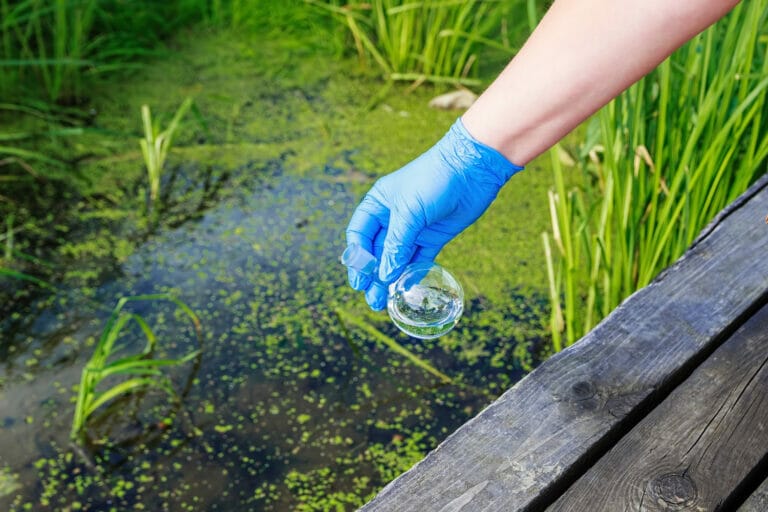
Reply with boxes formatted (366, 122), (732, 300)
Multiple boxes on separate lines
(737, 477), (768, 512)
(361, 175), (768, 511)
(547, 303), (768, 511)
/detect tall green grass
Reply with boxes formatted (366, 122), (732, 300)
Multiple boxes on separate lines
(0, 0), (258, 103)
(544, 1), (768, 350)
(305, 0), (514, 87)
(0, 0), (98, 102)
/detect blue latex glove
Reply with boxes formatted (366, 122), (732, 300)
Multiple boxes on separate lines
(344, 118), (523, 310)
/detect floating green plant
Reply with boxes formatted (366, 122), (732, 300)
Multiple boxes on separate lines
(70, 293), (202, 441)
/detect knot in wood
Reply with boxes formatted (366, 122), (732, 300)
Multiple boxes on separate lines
(648, 473), (697, 509)
(570, 380), (596, 401)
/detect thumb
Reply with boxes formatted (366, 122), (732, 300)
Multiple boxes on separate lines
(379, 207), (422, 282)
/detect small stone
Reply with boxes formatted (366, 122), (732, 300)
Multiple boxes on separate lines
(428, 90), (478, 110)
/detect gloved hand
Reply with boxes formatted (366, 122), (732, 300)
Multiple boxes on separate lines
(344, 117), (523, 310)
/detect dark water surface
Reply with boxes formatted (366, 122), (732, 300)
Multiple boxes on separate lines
(0, 24), (555, 505)
(1, 159), (547, 510)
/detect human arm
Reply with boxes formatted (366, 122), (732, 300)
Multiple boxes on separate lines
(344, 0), (741, 310)
(462, 0), (741, 165)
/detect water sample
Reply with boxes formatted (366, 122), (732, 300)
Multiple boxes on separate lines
(341, 244), (464, 339)
(387, 262), (464, 339)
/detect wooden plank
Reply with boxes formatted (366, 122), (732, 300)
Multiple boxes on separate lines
(547, 303), (768, 511)
(361, 174), (768, 512)
(738, 477), (768, 512)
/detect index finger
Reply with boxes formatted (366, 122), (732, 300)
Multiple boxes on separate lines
(345, 194), (389, 255)
(345, 194), (389, 291)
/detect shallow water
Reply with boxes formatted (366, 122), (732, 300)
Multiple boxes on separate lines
(0, 159), (548, 510)
(0, 30), (553, 510)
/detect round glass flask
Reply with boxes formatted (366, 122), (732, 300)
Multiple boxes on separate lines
(341, 244), (464, 339)
(387, 262), (464, 339)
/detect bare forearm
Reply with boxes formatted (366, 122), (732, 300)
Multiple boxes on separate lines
(462, 0), (740, 165)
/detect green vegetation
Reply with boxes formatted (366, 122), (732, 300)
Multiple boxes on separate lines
(71, 294), (202, 440)
(0, 0), (261, 103)
(305, 0), (516, 87)
(0, 0), (98, 102)
(544, 1), (768, 349)
(0, 15), (553, 510)
(139, 98), (195, 214)
(336, 308), (453, 383)
(0, 467), (20, 499)
(3, 213), (12, 260)
(12, 0), (764, 508)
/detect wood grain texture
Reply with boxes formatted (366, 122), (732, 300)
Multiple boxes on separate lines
(737, 477), (768, 512)
(361, 175), (768, 512)
(547, 303), (768, 511)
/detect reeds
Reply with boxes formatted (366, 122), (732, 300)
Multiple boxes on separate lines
(70, 294), (202, 441)
(139, 98), (194, 211)
(0, 0), (237, 103)
(305, 0), (510, 87)
(0, 0), (97, 102)
(544, 1), (768, 350)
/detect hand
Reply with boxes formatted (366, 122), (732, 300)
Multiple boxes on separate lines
(344, 118), (523, 310)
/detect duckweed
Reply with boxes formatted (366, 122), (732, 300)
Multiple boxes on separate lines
(0, 25), (553, 512)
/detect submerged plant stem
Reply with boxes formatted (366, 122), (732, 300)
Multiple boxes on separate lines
(335, 308), (452, 383)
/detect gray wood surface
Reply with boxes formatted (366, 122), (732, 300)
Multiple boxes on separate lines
(547, 303), (768, 511)
(738, 477), (768, 512)
(361, 175), (768, 512)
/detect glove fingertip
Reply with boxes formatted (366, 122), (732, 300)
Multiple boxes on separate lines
(348, 268), (372, 291)
(365, 282), (388, 311)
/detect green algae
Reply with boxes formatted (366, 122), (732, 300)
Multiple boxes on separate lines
(0, 17), (558, 512)
(4, 24), (554, 297)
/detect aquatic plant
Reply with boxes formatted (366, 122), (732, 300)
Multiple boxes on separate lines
(544, 0), (768, 350)
(336, 308), (453, 383)
(305, 0), (512, 87)
(2, 17), (554, 507)
(70, 293), (202, 440)
(139, 97), (194, 211)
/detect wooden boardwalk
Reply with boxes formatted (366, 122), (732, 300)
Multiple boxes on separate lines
(361, 174), (768, 512)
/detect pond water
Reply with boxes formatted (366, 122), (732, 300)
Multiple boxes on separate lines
(0, 31), (552, 511)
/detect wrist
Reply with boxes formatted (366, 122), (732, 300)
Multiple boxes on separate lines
(448, 118), (523, 186)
